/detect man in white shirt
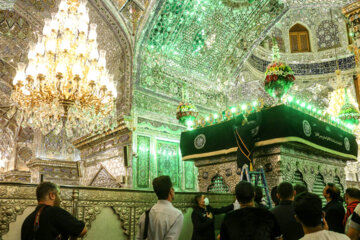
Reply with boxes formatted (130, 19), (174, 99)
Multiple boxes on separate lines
(294, 192), (349, 240)
(136, 175), (184, 240)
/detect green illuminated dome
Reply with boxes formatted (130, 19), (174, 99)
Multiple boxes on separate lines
(338, 102), (360, 125)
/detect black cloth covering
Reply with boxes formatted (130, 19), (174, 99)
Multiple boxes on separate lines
(271, 200), (304, 240)
(323, 200), (345, 233)
(181, 105), (357, 161)
(192, 204), (234, 240)
(21, 205), (85, 240)
(220, 207), (281, 240)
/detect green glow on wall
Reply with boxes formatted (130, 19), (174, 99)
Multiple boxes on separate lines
(156, 140), (180, 188)
(137, 135), (151, 188)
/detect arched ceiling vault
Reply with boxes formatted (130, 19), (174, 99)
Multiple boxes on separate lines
(133, 0), (355, 111)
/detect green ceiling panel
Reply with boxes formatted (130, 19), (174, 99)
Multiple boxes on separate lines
(138, 0), (286, 87)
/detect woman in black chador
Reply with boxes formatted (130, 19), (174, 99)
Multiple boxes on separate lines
(191, 194), (234, 240)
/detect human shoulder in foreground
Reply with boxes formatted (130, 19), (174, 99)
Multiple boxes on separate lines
(294, 192), (349, 240)
(220, 181), (282, 240)
(21, 182), (87, 240)
(136, 175), (184, 240)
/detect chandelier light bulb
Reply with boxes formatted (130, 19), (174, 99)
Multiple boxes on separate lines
(36, 60), (47, 77)
(25, 62), (37, 78)
(89, 47), (99, 61)
(58, 0), (68, 13)
(78, 21), (88, 36)
(45, 38), (57, 54)
(35, 37), (45, 56)
(60, 38), (71, 53)
(88, 23), (97, 41)
(78, 0), (88, 15)
(73, 62), (83, 79)
(13, 62), (27, 85)
(76, 41), (87, 57)
(100, 70), (109, 87)
(88, 66), (99, 82)
(56, 61), (67, 75)
(81, 11), (89, 24)
(64, 16), (74, 32)
(27, 43), (37, 61)
(98, 50), (106, 69)
(50, 13), (59, 33)
(43, 18), (52, 36)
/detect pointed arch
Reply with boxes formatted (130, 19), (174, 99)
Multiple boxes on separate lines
(313, 173), (326, 206)
(207, 174), (230, 193)
(292, 170), (307, 188)
(289, 23), (311, 53)
(334, 176), (344, 196)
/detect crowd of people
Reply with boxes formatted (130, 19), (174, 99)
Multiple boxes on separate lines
(20, 177), (360, 240)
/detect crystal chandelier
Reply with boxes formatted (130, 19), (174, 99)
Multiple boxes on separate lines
(11, 0), (117, 138)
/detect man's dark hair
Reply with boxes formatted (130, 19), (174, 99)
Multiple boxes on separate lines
(345, 188), (360, 200)
(325, 183), (341, 201)
(294, 192), (323, 227)
(152, 175), (172, 200)
(277, 182), (294, 200)
(36, 182), (58, 201)
(254, 186), (263, 203)
(271, 186), (280, 206)
(194, 194), (203, 207)
(235, 181), (255, 204)
(294, 184), (308, 195)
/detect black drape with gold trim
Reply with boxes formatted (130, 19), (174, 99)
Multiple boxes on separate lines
(180, 105), (357, 162)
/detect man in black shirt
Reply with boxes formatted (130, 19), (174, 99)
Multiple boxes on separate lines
(271, 182), (304, 240)
(220, 181), (283, 240)
(191, 194), (234, 240)
(323, 183), (345, 233)
(21, 182), (87, 240)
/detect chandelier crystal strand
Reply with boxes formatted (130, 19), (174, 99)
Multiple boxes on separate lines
(11, 0), (117, 137)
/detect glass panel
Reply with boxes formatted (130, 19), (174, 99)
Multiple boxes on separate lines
(184, 161), (195, 190)
(137, 135), (150, 188)
(290, 34), (298, 52)
(156, 140), (179, 188)
(300, 33), (309, 51)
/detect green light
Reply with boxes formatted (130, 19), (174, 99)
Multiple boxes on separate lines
(205, 117), (209, 121)
(214, 114), (218, 118)
(296, 100), (300, 104)
(231, 107), (236, 113)
(241, 105), (247, 110)
(307, 105), (312, 110)
(317, 110), (322, 115)
(300, 102), (306, 108)
(252, 101), (257, 107)
(186, 120), (194, 127)
(287, 96), (294, 102)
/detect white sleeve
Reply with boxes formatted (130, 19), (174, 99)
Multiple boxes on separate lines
(233, 200), (240, 210)
(164, 213), (184, 240)
(136, 213), (146, 240)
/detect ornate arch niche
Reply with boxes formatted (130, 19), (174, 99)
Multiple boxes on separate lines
(207, 174), (230, 193)
(289, 23), (311, 53)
